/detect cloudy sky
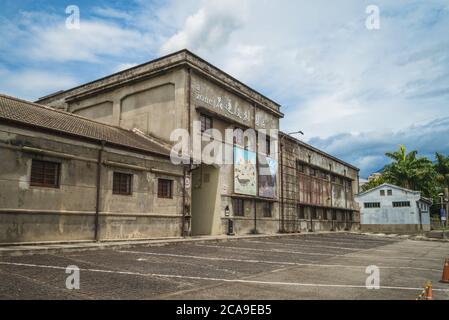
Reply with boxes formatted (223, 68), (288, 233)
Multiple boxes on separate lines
(0, 0), (448, 177)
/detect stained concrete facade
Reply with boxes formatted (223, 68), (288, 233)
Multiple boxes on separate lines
(355, 183), (431, 233)
(280, 133), (360, 233)
(0, 50), (360, 243)
(0, 122), (185, 244)
(36, 50), (283, 238)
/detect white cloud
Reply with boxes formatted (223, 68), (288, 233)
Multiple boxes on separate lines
(92, 7), (133, 21)
(113, 63), (138, 73)
(1, 11), (155, 63)
(160, 0), (246, 55)
(0, 68), (78, 101)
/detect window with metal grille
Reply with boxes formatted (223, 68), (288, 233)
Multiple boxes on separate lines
(158, 179), (173, 199)
(200, 114), (213, 133)
(262, 202), (272, 217)
(113, 172), (133, 195)
(311, 207), (317, 219)
(265, 134), (271, 155)
(309, 168), (316, 176)
(297, 161), (305, 173)
(348, 212), (354, 221)
(332, 209), (337, 221)
(30, 160), (60, 188)
(364, 202), (381, 208)
(233, 198), (244, 216)
(297, 205), (305, 219)
(393, 201), (410, 208)
(321, 171), (329, 180)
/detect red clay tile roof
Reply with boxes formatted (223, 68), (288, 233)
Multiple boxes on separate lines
(0, 94), (170, 157)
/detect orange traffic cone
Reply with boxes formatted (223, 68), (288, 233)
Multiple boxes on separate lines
(440, 258), (449, 283)
(424, 282), (433, 300)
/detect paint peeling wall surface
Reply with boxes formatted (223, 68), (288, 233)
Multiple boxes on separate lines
(280, 134), (360, 233)
(0, 124), (184, 243)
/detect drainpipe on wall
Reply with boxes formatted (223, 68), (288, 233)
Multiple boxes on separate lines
(182, 165), (187, 238)
(94, 140), (106, 242)
(279, 138), (284, 233)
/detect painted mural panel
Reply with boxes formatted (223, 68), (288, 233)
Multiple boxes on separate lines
(234, 146), (257, 196)
(259, 155), (277, 198)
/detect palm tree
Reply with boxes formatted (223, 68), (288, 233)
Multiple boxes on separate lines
(383, 145), (436, 196)
(435, 152), (449, 190)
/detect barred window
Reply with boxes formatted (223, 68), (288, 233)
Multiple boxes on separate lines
(158, 179), (173, 199)
(113, 172), (133, 195)
(263, 202), (272, 217)
(233, 198), (244, 216)
(311, 207), (317, 219)
(364, 202), (381, 208)
(265, 135), (271, 155)
(297, 205), (305, 219)
(393, 201), (410, 208)
(297, 161), (305, 173)
(331, 209), (337, 221)
(30, 160), (60, 188)
(200, 114), (213, 133)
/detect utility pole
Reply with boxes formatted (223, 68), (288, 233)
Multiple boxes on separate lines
(439, 192), (446, 239)
(444, 188), (449, 228)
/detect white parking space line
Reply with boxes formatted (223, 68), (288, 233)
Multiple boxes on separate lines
(245, 239), (449, 255)
(118, 250), (440, 272)
(0, 261), (447, 293)
(194, 244), (444, 262)
(244, 239), (392, 252)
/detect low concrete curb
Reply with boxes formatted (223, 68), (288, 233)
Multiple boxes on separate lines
(0, 231), (340, 257)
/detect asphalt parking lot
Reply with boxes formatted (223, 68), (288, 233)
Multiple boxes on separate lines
(0, 233), (449, 300)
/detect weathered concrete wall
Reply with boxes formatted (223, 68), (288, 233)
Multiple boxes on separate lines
(67, 69), (188, 143)
(280, 133), (360, 233)
(0, 125), (184, 243)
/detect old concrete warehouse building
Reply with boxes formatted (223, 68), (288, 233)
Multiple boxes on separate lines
(0, 50), (360, 244)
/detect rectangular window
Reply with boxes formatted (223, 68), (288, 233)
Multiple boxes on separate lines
(332, 210), (337, 221)
(113, 172), (133, 195)
(393, 201), (410, 208)
(311, 207), (317, 219)
(364, 202), (381, 208)
(200, 114), (213, 133)
(233, 198), (244, 217)
(30, 160), (60, 188)
(321, 171), (329, 180)
(348, 212), (354, 221)
(158, 179), (173, 199)
(380, 190), (385, 196)
(265, 135), (271, 155)
(297, 162), (305, 173)
(309, 168), (316, 177)
(387, 190), (393, 196)
(297, 205), (305, 219)
(262, 202), (272, 217)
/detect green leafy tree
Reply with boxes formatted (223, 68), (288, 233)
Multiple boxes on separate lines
(361, 175), (385, 192)
(381, 145), (436, 197)
(435, 152), (449, 190)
